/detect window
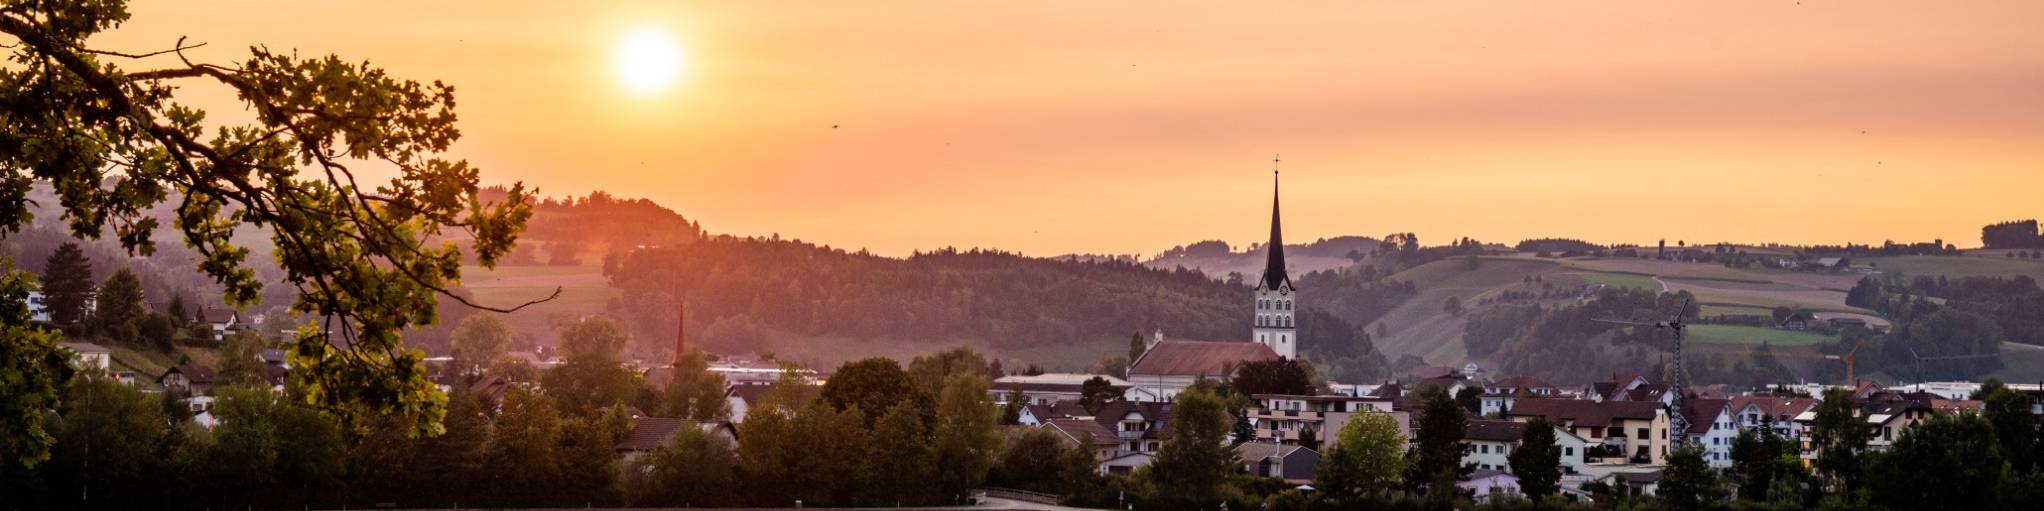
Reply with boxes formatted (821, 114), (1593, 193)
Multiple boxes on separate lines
(1636, 428), (1647, 439)
(1479, 444), (1489, 454)
(1565, 447), (1575, 456)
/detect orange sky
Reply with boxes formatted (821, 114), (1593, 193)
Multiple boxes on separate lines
(92, 1), (2044, 256)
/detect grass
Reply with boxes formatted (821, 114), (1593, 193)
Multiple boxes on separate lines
(1580, 272), (1663, 291)
(459, 263), (618, 336)
(1861, 255), (2044, 280)
(1700, 304), (1776, 317)
(1685, 324), (1835, 346)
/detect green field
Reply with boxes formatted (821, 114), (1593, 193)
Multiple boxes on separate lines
(1861, 255), (2044, 280)
(1581, 271), (1663, 291)
(1685, 324), (1835, 346)
(1700, 304), (1775, 317)
(459, 263), (619, 336)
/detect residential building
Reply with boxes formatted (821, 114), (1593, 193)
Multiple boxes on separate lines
(1728, 395), (1817, 439)
(1250, 393), (1397, 445)
(1681, 398), (1736, 468)
(1033, 401), (1174, 474)
(613, 417), (738, 463)
(1462, 419), (1591, 474)
(1236, 442), (1319, 482)
(159, 364), (216, 395)
(58, 342), (112, 372)
(1480, 376), (1560, 416)
(1507, 398), (1670, 465)
(196, 308), (242, 342)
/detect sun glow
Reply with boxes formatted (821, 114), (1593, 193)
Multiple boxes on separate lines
(614, 28), (685, 94)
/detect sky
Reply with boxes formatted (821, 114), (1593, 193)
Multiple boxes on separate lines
(91, 1), (2044, 256)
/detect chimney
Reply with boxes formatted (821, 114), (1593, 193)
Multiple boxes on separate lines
(673, 301), (686, 367)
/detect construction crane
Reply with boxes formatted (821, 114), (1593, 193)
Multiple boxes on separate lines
(1594, 297), (1694, 445)
(1767, 338), (1862, 386)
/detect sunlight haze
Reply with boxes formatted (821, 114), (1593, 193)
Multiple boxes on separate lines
(93, 0), (2044, 255)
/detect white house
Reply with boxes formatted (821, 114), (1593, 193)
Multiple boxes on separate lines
(59, 342), (112, 372)
(1463, 419), (1591, 475)
(1682, 398), (1737, 468)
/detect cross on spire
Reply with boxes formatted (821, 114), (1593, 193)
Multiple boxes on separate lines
(1273, 153), (1281, 175)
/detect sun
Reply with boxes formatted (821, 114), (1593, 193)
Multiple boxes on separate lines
(614, 28), (685, 94)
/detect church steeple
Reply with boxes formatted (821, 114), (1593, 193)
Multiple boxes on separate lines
(1251, 157), (1296, 360)
(1261, 162), (1292, 291)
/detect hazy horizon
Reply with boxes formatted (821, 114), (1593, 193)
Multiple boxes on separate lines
(95, 0), (2044, 257)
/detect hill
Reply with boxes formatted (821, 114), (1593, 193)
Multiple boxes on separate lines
(1144, 236), (1381, 281)
(1365, 257), (1576, 365)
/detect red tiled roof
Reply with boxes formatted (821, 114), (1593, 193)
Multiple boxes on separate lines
(1490, 376), (1557, 391)
(1128, 341), (1277, 377)
(160, 364), (216, 385)
(1507, 398), (1660, 428)
(1728, 396), (1818, 422)
(1044, 418), (1119, 447)
(1681, 399), (1729, 435)
(615, 418), (733, 452)
(1465, 419), (1528, 442)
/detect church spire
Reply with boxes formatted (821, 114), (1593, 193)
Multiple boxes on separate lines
(1262, 156), (1291, 290)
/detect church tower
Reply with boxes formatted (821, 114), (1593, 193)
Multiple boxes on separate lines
(1253, 167), (1297, 360)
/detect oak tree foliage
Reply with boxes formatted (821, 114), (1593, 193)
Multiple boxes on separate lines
(0, 0), (537, 437)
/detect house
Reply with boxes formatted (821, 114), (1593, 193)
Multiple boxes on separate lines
(1249, 394), (1398, 445)
(1778, 311), (1817, 331)
(1125, 338), (1277, 401)
(1610, 471), (1663, 497)
(1462, 419), (1527, 472)
(26, 290), (50, 323)
(468, 375), (511, 410)
(1034, 402), (1174, 474)
(1481, 376), (1561, 416)
(1487, 376), (1560, 398)
(1506, 398), (1670, 465)
(1030, 401), (1173, 463)
(1681, 399), (1736, 468)
(158, 364), (216, 395)
(613, 417), (738, 463)
(1043, 417), (1122, 462)
(1459, 470), (1522, 503)
(1729, 395), (1818, 439)
(59, 342), (112, 372)
(195, 308), (242, 342)
(992, 373), (1155, 405)
(1462, 419), (1591, 474)
(723, 383), (812, 424)
(1018, 401), (1089, 426)
(1236, 442), (1319, 482)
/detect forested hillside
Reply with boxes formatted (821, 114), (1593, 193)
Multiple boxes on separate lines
(601, 235), (1402, 379)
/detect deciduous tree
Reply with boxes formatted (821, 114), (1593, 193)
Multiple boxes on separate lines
(2, 2), (537, 434)
(450, 314), (511, 376)
(0, 259), (67, 467)
(1316, 410), (1408, 501)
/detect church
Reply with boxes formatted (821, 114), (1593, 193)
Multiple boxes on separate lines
(1126, 170), (1296, 400)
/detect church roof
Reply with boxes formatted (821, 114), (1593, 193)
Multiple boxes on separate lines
(1129, 340), (1278, 377)
(1260, 172), (1293, 291)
